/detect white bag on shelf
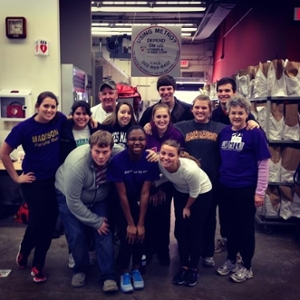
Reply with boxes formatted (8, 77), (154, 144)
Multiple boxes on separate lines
(264, 186), (281, 217)
(278, 186), (293, 220)
(285, 60), (300, 97)
(280, 147), (300, 183)
(267, 59), (287, 97)
(253, 62), (269, 98)
(282, 102), (300, 141)
(268, 146), (281, 182)
(270, 102), (284, 140)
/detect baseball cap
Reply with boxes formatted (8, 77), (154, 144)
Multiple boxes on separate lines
(99, 79), (116, 91)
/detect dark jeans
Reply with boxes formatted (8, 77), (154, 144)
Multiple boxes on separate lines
(117, 200), (144, 271)
(145, 182), (173, 258)
(56, 189), (115, 282)
(221, 184), (256, 269)
(20, 178), (58, 269)
(174, 189), (212, 269)
(217, 181), (229, 238)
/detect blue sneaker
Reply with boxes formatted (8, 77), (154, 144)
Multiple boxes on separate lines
(120, 273), (134, 293)
(131, 269), (144, 290)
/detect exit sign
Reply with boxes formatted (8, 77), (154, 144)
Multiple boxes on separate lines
(180, 60), (189, 68)
(294, 7), (300, 20)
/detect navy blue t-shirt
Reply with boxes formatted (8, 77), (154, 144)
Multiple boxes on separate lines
(5, 112), (66, 180)
(107, 150), (160, 201)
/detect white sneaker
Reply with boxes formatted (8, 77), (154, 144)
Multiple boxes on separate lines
(231, 266), (253, 283)
(68, 253), (75, 269)
(217, 259), (239, 276)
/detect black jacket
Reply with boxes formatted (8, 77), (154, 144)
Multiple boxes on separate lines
(139, 97), (193, 127)
(59, 119), (102, 164)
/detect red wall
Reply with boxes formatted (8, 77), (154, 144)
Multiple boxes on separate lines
(212, 1), (300, 81)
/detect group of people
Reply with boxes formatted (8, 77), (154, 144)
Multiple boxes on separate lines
(0, 74), (270, 294)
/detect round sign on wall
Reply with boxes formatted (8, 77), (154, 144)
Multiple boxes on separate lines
(131, 26), (181, 77)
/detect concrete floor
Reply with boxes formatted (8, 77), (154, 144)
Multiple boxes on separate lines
(0, 207), (300, 300)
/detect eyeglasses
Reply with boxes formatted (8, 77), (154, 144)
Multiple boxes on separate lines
(128, 137), (146, 142)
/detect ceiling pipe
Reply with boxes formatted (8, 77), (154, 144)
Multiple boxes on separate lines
(191, 2), (236, 43)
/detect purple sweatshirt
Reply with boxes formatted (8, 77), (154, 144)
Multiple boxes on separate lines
(146, 122), (184, 152)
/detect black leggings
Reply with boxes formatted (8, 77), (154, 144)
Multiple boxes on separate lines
(221, 185), (256, 269)
(20, 178), (58, 269)
(174, 189), (212, 269)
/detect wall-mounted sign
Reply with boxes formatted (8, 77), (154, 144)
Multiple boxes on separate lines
(35, 40), (49, 56)
(131, 26), (181, 77)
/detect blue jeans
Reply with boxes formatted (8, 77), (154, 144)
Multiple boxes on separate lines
(56, 189), (115, 282)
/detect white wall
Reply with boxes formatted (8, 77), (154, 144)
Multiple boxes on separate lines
(0, 0), (60, 152)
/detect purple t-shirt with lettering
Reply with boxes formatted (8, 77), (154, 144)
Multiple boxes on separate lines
(219, 126), (271, 188)
(5, 112), (66, 180)
(107, 150), (160, 200)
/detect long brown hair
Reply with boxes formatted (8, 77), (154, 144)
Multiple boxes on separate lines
(161, 139), (201, 167)
(102, 101), (137, 126)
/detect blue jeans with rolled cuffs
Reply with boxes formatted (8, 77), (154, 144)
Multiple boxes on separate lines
(56, 189), (115, 282)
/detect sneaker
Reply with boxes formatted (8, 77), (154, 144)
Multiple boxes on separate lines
(120, 273), (134, 293)
(31, 267), (47, 283)
(172, 267), (188, 285)
(185, 268), (199, 287)
(231, 266), (253, 283)
(16, 245), (27, 269)
(214, 238), (227, 253)
(89, 251), (96, 266)
(131, 269), (144, 290)
(68, 253), (75, 269)
(217, 259), (239, 276)
(103, 279), (118, 292)
(203, 257), (215, 267)
(71, 272), (86, 287)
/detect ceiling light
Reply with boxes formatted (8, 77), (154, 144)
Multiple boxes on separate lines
(91, 6), (205, 12)
(92, 23), (110, 26)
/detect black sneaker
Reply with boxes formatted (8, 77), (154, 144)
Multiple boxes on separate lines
(31, 267), (47, 283)
(185, 268), (199, 287)
(172, 267), (188, 285)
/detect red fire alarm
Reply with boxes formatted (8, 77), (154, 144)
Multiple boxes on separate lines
(294, 7), (300, 20)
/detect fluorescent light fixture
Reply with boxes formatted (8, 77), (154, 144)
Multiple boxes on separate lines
(156, 1), (202, 4)
(91, 30), (191, 37)
(92, 6), (205, 12)
(115, 23), (151, 26)
(157, 23), (194, 27)
(92, 27), (132, 32)
(102, 1), (148, 4)
(92, 27), (195, 33)
(92, 23), (110, 26)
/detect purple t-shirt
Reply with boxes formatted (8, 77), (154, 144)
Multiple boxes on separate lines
(219, 126), (271, 188)
(5, 112), (66, 180)
(107, 150), (160, 200)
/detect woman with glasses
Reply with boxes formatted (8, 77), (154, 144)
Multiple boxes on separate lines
(107, 125), (160, 293)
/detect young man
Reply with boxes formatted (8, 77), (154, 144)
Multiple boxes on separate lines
(139, 75), (193, 127)
(55, 130), (123, 292)
(212, 77), (259, 254)
(91, 79), (118, 123)
(212, 77), (257, 125)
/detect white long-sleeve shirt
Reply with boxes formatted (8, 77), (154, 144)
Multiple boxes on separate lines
(158, 158), (212, 198)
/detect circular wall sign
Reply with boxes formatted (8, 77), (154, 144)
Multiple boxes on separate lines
(132, 26), (181, 76)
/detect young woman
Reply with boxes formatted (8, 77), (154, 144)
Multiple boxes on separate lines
(0, 91), (67, 283)
(59, 100), (102, 268)
(157, 139), (212, 287)
(100, 101), (137, 148)
(175, 95), (226, 267)
(145, 103), (184, 265)
(107, 125), (160, 293)
(216, 95), (270, 283)
(60, 100), (102, 164)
